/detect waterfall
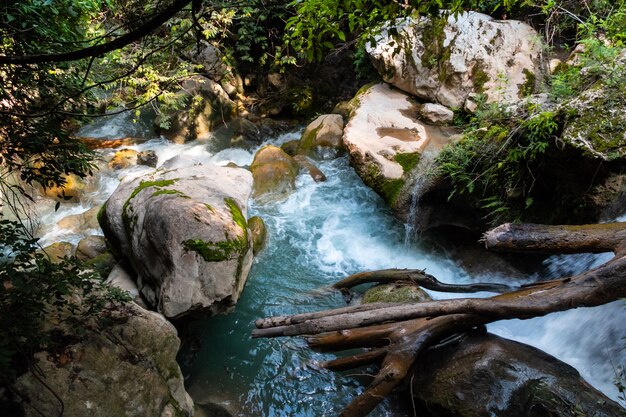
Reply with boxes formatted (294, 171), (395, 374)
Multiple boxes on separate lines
(403, 149), (437, 246)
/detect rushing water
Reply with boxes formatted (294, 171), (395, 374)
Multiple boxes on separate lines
(34, 121), (626, 415)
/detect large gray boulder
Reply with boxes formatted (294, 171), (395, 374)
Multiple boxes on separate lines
(410, 332), (624, 417)
(14, 304), (193, 417)
(99, 156), (254, 319)
(367, 12), (544, 110)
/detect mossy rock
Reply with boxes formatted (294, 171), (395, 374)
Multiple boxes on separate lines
(280, 140), (300, 156)
(247, 216), (267, 254)
(250, 145), (300, 200)
(362, 283), (431, 304)
(297, 114), (345, 158)
(39, 242), (75, 263)
(561, 85), (626, 161)
(41, 174), (88, 201)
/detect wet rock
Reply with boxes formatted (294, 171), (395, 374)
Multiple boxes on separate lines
(367, 12), (544, 109)
(40, 241), (75, 263)
(99, 157), (254, 319)
(250, 145), (300, 202)
(41, 173), (88, 201)
(293, 155), (327, 182)
(410, 332), (624, 417)
(57, 206), (100, 233)
(362, 283), (431, 304)
(247, 216), (267, 254)
(14, 303), (193, 417)
(418, 103), (454, 125)
(137, 150), (158, 167)
(108, 148), (139, 170)
(280, 140), (300, 156)
(560, 66), (626, 162)
(75, 235), (108, 260)
(297, 114), (344, 158)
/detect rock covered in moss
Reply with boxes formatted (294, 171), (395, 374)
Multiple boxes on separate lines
(99, 156), (254, 319)
(362, 283), (431, 304)
(247, 216), (267, 254)
(250, 145), (300, 202)
(109, 148), (139, 170)
(40, 241), (75, 263)
(14, 303), (193, 417)
(410, 332), (623, 417)
(343, 83), (434, 206)
(297, 114), (344, 157)
(367, 12), (544, 109)
(560, 83), (626, 161)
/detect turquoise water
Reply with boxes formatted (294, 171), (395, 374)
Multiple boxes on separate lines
(180, 156), (466, 416)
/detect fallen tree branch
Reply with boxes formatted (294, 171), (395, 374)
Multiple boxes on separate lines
(253, 222), (626, 416)
(333, 268), (514, 293)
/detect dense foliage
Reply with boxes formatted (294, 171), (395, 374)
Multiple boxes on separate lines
(436, 0), (626, 224)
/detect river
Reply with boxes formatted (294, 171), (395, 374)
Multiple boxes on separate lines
(35, 115), (625, 416)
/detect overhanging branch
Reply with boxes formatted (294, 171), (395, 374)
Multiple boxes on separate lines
(0, 0), (192, 65)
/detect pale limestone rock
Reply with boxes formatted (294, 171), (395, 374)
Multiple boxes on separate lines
(367, 12), (544, 109)
(343, 83), (428, 183)
(99, 157), (253, 319)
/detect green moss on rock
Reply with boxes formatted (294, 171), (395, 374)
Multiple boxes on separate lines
(394, 152), (421, 173)
(152, 189), (190, 198)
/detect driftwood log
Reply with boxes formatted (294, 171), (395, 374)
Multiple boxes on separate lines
(252, 222), (626, 417)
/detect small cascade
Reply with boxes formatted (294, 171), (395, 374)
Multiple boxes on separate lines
(403, 149), (437, 246)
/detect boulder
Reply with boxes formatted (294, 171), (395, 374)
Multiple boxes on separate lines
(14, 304), (193, 417)
(418, 103), (454, 125)
(109, 149), (139, 170)
(138, 150), (158, 167)
(367, 12), (544, 109)
(297, 114), (344, 157)
(57, 206), (101, 233)
(41, 173), (88, 201)
(247, 216), (267, 255)
(99, 157), (254, 319)
(75, 235), (108, 260)
(250, 145), (300, 201)
(155, 75), (237, 144)
(343, 83), (438, 206)
(410, 332), (623, 417)
(109, 149), (157, 170)
(40, 241), (75, 263)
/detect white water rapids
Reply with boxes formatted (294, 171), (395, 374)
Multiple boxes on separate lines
(29, 115), (625, 415)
